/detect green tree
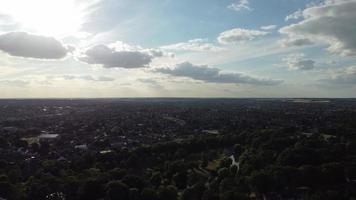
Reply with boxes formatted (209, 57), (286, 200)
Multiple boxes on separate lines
(141, 188), (158, 200)
(77, 179), (105, 200)
(105, 181), (129, 200)
(158, 185), (178, 200)
(248, 170), (274, 196)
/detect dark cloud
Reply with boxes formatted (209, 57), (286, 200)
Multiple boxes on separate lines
(282, 54), (316, 70)
(280, 38), (314, 47)
(155, 62), (282, 86)
(0, 32), (68, 59)
(291, 59), (315, 70)
(96, 76), (115, 81)
(280, 0), (356, 56)
(287, 59), (315, 70)
(79, 44), (153, 68)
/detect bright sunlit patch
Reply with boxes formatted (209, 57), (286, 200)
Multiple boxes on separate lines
(0, 0), (95, 37)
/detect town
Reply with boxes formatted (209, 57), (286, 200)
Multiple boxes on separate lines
(0, 99), (355, 199)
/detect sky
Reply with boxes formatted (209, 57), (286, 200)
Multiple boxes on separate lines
(0, 0), (356, 98)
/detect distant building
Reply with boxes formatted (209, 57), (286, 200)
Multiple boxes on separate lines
(100, 150), (113, 154)
(202, 130), (220, 135)
(75, 144), (88, 150)
(38, 134), (60, 142)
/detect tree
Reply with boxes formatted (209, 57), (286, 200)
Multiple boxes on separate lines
(129, 188), (140, 200)
(39, 141), (50, 155)
(219, 157), (232, 169)
(122, 175), (145, 191)
(109, 168), (127, 180)
(173, 172), (187, 189)
(77, 179), (105, 200)
(105, 181), (129, 200)
(182, 183), (205, 200)
(233, 144), (243, 160)
(141, 188), (158, 200)
(0, 180), (18, 200)
(296, 165), (323, 188)
(230, 165), (238, 175)
(0, 137), (9, 148)
(248, 170), (274, 196)
(150, 172), (162, 188)
(321, 162), (345, 185)
(158, 185), (178, 200)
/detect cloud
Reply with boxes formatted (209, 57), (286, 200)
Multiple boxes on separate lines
(104, 41), (171, 57)
(79, 44), (154, 68)
(289, 59), (315, 70)
(137, 78), (164, 89)
(96, 76), (116, 81)
(228, 0), (253, 12)
(137, 78), (159, 84)
(283, 54), (316, 70)
(161, 39), (224, 52)
(260, 25), (277, 30)
(0, 32), (68, 59)
(280, 0), (356, 56)
(0, 80), (29, 87)
(155, 62), (282, 86)
(285, 9), (303, 21)
(218, 28), (268, 44)
(319, 66), (356, 85)
(143, 48), (174, 58)
(280, 38), (314, 47)
(0, 14), (20, 31)
(144, 49), (164, 57)
(61, 75), (115, 81)
(0, 13), (10, 22)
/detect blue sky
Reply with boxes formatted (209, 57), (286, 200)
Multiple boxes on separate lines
(0, 0), (355, 98)
(87, 0), (310, 46)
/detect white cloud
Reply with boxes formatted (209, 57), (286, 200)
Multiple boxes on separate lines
(0, 79), (29, 87)
(104, 41), (169, 57)
(0, 32), (68, 59)
(283, 54), (316, 70)
(79, 44), (154, 69)
(0, 13), (19, 31)
(260, 25), (277, 30)
(61, 75), (115, 81)
(161, 39), (224, 52)
(228, 0), (253, 12)
(218, 28), (268, 44)
(155, 62), (282, 86)
(137, 78), (164, 89)
(280, 0), (356, 56)
(285, 9), (303, 21)
(320, 66), (356, 85)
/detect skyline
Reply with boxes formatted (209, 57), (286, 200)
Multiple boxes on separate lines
(0, 0), (356, 98)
